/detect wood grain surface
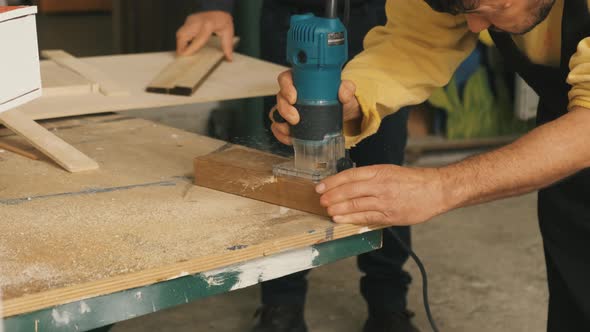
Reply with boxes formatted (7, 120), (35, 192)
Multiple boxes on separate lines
(0, 116), (377, 318)
(195, 145), (328, 216)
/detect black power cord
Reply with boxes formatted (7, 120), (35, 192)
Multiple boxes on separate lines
(386, 228), (440, 332)
(343, 0), (351, 27)
(326, 2), (436, 327)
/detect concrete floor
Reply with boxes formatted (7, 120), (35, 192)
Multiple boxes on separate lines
(36, 13), (548, 332)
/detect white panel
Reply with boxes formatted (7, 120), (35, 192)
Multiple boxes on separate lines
(0, 6), (37, 22)
(0, 12), (41, 113)
(0, 88), (41, 113)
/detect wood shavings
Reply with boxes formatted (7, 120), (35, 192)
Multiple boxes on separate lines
(236, 175), (277, 192)
(0, 117), (332, 302)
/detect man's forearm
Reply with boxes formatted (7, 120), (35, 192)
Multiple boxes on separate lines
(440, 107), (590, 210)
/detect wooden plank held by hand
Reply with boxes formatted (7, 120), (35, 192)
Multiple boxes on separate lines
(147, 37), (240, 96)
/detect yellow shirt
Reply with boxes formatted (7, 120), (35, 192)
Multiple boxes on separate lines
(341, 0), (590, 147)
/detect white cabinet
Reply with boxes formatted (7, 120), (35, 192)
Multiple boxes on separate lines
(0, 6), (41, 113)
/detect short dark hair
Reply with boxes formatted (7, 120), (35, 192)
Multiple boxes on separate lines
(423, 0), (480, 15)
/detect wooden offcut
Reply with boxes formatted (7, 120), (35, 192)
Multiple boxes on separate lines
(194, 145), (328, 217)
(0, 108), (99, 172)
(41, 61), (99, 97)
(41, 50), (128, 96)
(147, 37), (239, 96)
(0, 141), (39, 160)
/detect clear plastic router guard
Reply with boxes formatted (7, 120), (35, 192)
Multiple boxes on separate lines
(273, 133), (345, 182)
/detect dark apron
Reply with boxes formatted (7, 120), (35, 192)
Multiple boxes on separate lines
(490, 1), (590, 330)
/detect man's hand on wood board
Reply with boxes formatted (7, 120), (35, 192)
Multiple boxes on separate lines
(176, 11), (235, 60)
(316, 165), (450, 226)
(270, 70), (361, 145)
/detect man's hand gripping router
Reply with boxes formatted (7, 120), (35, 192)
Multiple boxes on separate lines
(270, 70), (448, 227)
(271, 70), (361, 145)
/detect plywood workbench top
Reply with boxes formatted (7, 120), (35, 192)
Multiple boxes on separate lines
(0, 116), (375, 318)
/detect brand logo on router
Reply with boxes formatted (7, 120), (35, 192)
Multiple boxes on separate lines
(327, 32), (345, 46)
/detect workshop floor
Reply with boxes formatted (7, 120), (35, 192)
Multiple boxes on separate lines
(38, 13), (547, 332)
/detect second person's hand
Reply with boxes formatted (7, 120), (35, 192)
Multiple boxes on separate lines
(270, 70), (362, 145)
(176, 11), (235, 60)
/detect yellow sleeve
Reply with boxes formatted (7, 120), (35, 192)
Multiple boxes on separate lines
(568, 38), (590, 110)
(341, 0), (478, 147)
